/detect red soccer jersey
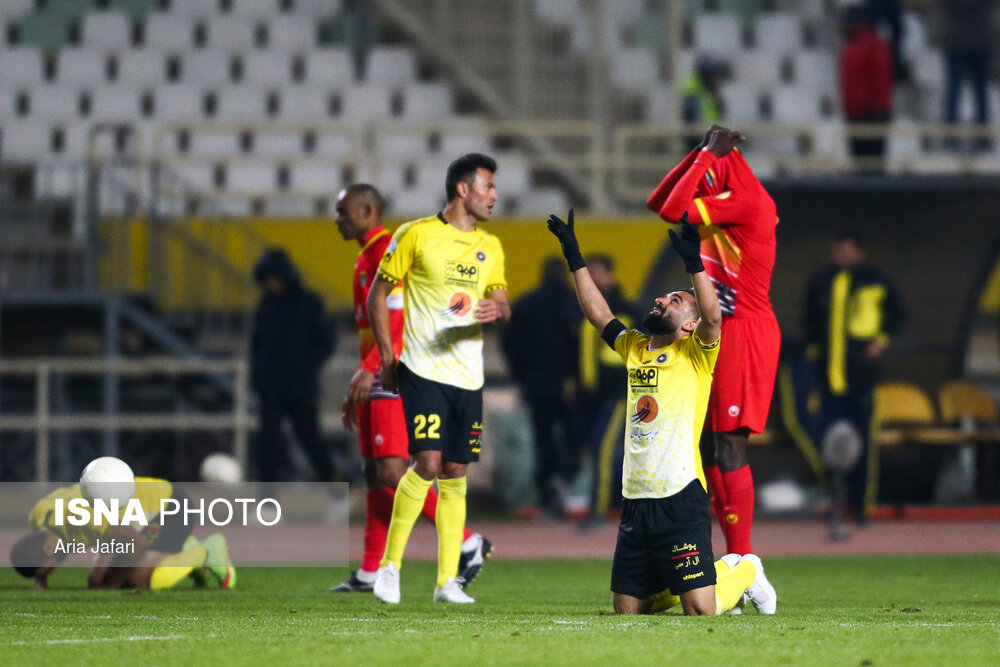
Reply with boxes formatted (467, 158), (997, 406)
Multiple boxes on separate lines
(353, 225), (404, 374)
(646, 148), (778, 319)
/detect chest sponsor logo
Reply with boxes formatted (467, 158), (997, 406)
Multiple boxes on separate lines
(445, 261), (479, 285)
(443, 291), (473, 318)
(628, 367), (658, 393)
(631, 396), (658, 424)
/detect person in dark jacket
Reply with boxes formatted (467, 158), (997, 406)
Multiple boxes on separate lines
(803, 230), (906, 527)
(502, 256), (582, 515)
(250, 248), (336, 482)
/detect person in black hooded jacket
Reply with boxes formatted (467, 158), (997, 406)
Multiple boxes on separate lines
(250, 248), (336, 482)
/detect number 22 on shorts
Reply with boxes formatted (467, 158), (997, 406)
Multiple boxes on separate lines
(413, 414), (441, 439)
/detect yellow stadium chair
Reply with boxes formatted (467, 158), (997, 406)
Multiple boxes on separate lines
(938, 380), (999, 426)
(876, 382), (937, 426)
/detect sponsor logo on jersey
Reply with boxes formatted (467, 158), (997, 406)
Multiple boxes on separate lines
(445, 260), (479, 285)
(476, 251), (486, 261)
(628, 367), (658, 393)
(656, 353), (668, 364)
(443, 291), (472, 318)
(632, 395), (658, 424)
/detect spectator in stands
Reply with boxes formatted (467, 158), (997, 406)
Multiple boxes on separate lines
(939, 0), (995, 150)
(840, 6), (894, 174)
(576, 254), (640, 526)
(803, 230), (906, 533)
(866, 0), (907, 81)
(501, 257), (582, 517)
(681, 55), (728, 150)
(250, 248), (336, 482)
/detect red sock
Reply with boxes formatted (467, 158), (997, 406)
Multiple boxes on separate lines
(721, 465), (755, 555)
(361, 487), (394, 573)
(420, 485), (474, 541)
(705, 465), (728, 545)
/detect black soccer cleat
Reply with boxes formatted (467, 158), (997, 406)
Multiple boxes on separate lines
(458, 535), (493, 589)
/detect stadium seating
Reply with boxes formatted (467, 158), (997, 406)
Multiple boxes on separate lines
(878, 382), (937, 426)
(938, 381), (999, 426)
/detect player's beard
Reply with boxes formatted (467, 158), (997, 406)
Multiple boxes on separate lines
(642, 310), (679, 335)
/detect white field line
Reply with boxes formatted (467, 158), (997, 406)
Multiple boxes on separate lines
(11, 634), (192, 646)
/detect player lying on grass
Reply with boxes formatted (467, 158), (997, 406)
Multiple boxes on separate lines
(546, 209), (776, 615)
(9, 477), (235, 591)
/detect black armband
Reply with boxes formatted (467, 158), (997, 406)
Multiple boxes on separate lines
(601, 319), (627, 349)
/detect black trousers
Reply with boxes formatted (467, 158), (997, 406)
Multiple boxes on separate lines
(254, 396), (332, 482)
(526, 394), (578, 511)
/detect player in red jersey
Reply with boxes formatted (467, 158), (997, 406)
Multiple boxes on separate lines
(646, 126), (780, 555)
(329, 184), (491, 593)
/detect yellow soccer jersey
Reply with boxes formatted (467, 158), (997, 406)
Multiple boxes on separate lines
(29, 477), (173, 544)
(379, 214), (507, 390)
(613, 329), (720, 499)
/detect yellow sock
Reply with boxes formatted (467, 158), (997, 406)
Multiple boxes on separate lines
(714, 560), (755, 615)
(381, 468), (433, 569)
(435, 476), (467, 587)
(150, 545), (207, 590)
(650, 559), (734, 613)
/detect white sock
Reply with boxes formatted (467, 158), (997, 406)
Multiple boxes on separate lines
(461, 534), (480, 553)
(356, 568), (378, 583)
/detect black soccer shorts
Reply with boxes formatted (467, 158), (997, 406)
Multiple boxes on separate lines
(610, 480), (717, 598)
(397, 363), (483, 464)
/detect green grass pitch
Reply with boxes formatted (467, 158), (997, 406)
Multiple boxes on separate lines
(2, 555), (999, 665)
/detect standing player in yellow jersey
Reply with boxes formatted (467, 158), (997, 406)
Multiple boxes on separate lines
(367, 153), (510, 604)
(547, 209), (776, 615)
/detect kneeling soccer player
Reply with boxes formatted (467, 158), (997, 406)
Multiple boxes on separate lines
(546, 210), (776, 615)
(9, 477), (236, 591)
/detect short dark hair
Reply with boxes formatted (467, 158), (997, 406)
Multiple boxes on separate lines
(445, 153), (497, 199)
(585, 253), (615, 272)
(343, 183), (387, 217)
(10, 531), (48, 579)
(832, 228), (863, 245)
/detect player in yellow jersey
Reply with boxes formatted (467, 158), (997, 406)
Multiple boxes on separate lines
(367, 153), (510, 604)
(9, 478), (235, 590)
(547, 209), (777, 615)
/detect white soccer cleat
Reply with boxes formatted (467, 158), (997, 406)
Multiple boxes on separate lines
(373, 563), (401, 604)
(741, 553), (777, 615)
(433, 577), (475, 604)
(719, 553), (742, 570)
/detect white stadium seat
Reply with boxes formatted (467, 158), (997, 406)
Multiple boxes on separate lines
(720, 82), (764, 123)
(275, 87), (335, 121)
(150, 86), (209, 122)
(228, 0), (281, 18)
(188, 130), (242, 156)
(88, 86), (143, 122)
(770, 85), (822, 123)
(55, 49), (111, 86)
(752, 13), (801, 53)
(27, 87), (83, 122)
(252, 131), (303, 158)
(339, 84), (393, 121)
(303, 49), (354, 86)
(374, 164), (409, 194)
(397, 83), (453, 121)
(791, 51), (837, 90)
(734, 50), (783, 87)
(514, 187), (570, 215)
(204, 16), (260, 51)
(0, 0), (33, 21)
(693, 13), (743, 54)
(0, 49), (44, 88)
(439, 123), (491, 157)
(377, 133), (432, 160)
(289, 161), (340, 192)
(493, 154), (530, 196)
(364, 47), (417, 87)
(240, 51), (293, 86)
(179, 50), (235, 86)
(311, 131), (353, 157)
(390, 188), (445, 217)
(0, 121), (54, 160)
(610, 48), (659, 93)
(144, 14), (196, 50)
(165, 0), (218, 18)
(82, 11), (132, 49)
(212, 87), (274, 122)
(293, 0), (344, 17)
(533, 0), (582, 24)
(264, 198), (319, 216)
(644, 84), (678, 121)
(116, 50), (170, 86)
(266, 15), (318, 51)
(0, 87), (17, 122)
(225, 162), (277, 192)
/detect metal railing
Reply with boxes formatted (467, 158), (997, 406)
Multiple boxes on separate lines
(0, 357), (252, 482)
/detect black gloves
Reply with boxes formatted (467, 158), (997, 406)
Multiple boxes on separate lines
(668, 212), (704, 274)
(547, 209), (585, 272)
